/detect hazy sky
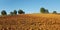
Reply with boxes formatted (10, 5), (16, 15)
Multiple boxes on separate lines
(0, 0), (60, 14)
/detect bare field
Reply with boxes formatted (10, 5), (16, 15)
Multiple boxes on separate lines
(0, 14), (60, 30)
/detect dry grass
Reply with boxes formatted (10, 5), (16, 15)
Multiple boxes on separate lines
(0, 14), (60, 30)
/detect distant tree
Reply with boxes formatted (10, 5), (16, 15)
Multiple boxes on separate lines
(18, 9), (25, 14)
(1, 10), (7, 15)
(53, 11), (57, 14)
(40, 7), (45, 13)
(13, 10), (17, 15)
(45, 9), (49, 13)
(10, 12), (14, 15)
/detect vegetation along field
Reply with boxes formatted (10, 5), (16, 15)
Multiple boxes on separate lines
(0, 14), (60, 30)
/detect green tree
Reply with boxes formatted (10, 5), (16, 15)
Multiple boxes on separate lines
(45, 9), (49, 13)
(53, 11), (57, 14)
(40, 7), (45, 13)
(18, 9), (25, 14)
(1, 10), (7, 15)
(13, 10), (17, 15)
(10, 12), (14, 15)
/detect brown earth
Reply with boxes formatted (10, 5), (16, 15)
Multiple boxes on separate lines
(0, 14), (60, 30)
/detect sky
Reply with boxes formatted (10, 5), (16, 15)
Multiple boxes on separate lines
(0, 0), (60, 14)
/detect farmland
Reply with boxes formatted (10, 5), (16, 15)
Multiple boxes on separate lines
(0, 14), (60, 30)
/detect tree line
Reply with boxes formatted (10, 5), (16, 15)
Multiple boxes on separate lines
(1, 9), (25, 15)
(0, 7), (57, 16)
(40, 7), (57, 14)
